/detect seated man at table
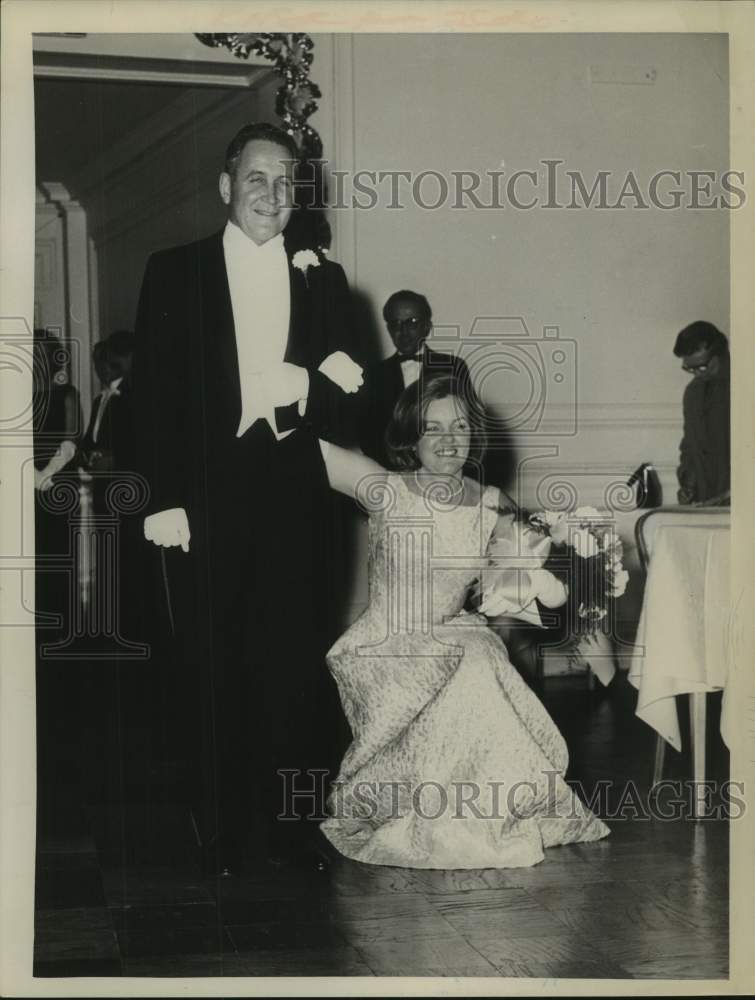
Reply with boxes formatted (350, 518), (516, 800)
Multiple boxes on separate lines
(673, 321), (730, 506)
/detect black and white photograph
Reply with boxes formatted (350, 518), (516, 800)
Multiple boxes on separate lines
(1, 1), (754, 995)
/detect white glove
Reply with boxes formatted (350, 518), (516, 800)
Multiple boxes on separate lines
(35, 439), (77, 491)
(45, 439), (77, 477)
(318, 351), (364, 394)
(56, 440), (77, 466)
(478, 569), (566, 623)
(144, 507), (191, 553)
(263, 363), (310, 407)
(528, 568), (568, 608)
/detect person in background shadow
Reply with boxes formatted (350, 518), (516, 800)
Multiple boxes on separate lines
(74, 329), (175, 858)
(357, 290), (470, 467)
(133, 121), (362, 877)
(33, 330), (81, 496)
(673, 321), (730, 506)
(33, 330), (83, 839)
(33, 330), (82, 620)
(80, 330), (135, 486)
(78, 329), (140, 647)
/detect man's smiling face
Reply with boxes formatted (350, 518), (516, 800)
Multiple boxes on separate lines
(219, 139), (295, 245)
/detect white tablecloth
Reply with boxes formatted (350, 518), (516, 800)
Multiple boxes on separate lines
(628, 523), (731, 750)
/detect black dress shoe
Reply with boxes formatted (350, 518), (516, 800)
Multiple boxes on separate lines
(199, 840), (244, 878)
(267, 843), (331, 873)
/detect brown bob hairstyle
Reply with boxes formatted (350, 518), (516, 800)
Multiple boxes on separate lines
(384, 372), (488, 476)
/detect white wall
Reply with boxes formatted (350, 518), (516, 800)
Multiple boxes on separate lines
(313, 32), (730, 508)
(32, 31), (730, 627)
(29, 31), (726, 638)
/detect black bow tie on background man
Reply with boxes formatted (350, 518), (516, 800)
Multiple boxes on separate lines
(398, 351), (424, 362)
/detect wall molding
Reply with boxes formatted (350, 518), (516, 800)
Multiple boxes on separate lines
(78, 88), (264, 245)
(33, 51), (272, 89)
(71, 86), (265, 214)
(514, 458), (678, 511)
(89, 174), (205, 247)
(35, 183), (94, 416)
(525, 401), (681, 431)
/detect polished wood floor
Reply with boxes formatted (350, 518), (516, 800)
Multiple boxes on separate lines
(34, 672), (729, 980)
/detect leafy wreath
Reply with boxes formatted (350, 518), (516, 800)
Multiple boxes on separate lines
(195, 33), (323, 158)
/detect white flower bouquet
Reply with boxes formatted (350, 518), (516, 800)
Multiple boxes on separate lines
(479, 505), (628, 639)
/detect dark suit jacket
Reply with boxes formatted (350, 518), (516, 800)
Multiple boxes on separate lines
(133, 231), (357, 521)
(677, 358), (730, 503)
(80, 380), (135, 475)
(357, 348), (470, 467)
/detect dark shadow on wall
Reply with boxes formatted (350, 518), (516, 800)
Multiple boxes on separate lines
(482, 418), (519, 496)
(350, 286), (385, 366)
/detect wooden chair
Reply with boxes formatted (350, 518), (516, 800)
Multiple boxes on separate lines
(635, 506), (730, 813)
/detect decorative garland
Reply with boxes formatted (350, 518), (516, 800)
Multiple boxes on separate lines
(195, 33), (323, 158)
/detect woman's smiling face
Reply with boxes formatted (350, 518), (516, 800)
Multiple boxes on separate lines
(416, 395), (471, 476)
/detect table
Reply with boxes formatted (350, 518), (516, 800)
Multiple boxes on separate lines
(628, 521), (731, 815)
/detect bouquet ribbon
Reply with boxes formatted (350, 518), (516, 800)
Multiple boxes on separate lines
(478, 518), (567, 627)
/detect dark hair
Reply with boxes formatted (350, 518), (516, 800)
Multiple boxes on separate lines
(382, 290), (432, 325)
(384, 372), (487, 475)
(673, 321), (728, 358)
(224, 122), (299, 176)
(103, 329), (134, 361)
(94, 329), (134, 380)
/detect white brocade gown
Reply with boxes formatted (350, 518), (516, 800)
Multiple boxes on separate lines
(321, 474), (609, 869)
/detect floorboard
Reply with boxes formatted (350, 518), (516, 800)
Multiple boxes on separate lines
(33, 672), (730, 981)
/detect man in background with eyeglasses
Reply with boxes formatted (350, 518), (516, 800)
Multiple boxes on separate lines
(357, 289), (469, 466)
(673, 320), (730, 506)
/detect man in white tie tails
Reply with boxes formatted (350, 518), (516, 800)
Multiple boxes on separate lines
(134, 122), (362, 875)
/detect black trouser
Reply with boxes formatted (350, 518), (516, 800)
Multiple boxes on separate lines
(158, 424), (343, 853)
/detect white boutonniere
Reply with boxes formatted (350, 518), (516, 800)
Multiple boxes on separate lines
(292, 249), (321, 284)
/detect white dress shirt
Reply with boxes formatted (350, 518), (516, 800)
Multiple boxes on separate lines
(92, 376), (123, 443)
(223, 221), (293, 439)
(399, 345), (425, 388)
